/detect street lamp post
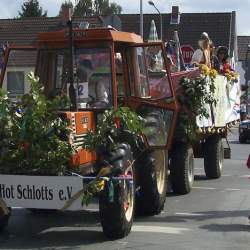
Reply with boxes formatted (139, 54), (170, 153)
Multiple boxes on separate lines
(140, 0), (143, 38)
(148, 0), (162, 40)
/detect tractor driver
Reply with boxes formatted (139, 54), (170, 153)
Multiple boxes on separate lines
(77, 59), (110, 108)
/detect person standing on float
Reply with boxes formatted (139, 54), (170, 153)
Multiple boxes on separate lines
(191, 32), (211, 67)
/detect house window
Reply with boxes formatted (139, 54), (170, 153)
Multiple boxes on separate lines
(7, 71), (24, 94)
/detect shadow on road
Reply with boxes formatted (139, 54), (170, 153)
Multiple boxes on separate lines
(0, 209), (108, 249)
(230, 140), (250, 145)
(135, 210), (250, 224)
(194, 175), (210, 181)
(200, 223), (250, 232)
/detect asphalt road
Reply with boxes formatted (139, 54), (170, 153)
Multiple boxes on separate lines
(0, 128), (250, 250)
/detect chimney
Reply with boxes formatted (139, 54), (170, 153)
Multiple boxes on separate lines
(60, 6), (73, 25)
(170, 6), (180, 25)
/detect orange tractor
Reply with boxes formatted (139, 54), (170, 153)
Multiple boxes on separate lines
(0, 26), (178, 238)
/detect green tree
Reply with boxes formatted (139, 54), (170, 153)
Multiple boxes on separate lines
(74, 0), (122, 16)
(18, 0), (47, 18)
(74, 0), (92, 17)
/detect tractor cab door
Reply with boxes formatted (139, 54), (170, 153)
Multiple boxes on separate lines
(0, 46), (37, 101)
(123, 42), (178, 150)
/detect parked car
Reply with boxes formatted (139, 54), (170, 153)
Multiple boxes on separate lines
(239, 119), (250, 143)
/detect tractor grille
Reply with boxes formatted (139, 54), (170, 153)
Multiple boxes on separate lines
(72, 134), (86, 148)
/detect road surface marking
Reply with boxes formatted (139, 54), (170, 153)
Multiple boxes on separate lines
(132, 225), (191, 234)
(193, 186), (216, 190)
(225, 188), (241, 191)
(175, 212), (204, 216)
(239, 175), (250, 178)
(85, 208), (99, 212)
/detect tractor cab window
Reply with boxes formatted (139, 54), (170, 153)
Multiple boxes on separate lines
(127, 45), (173, 101)
(37, 48), (113, 109)
(75, 48), (112, 109)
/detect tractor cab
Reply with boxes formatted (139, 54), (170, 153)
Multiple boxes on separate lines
(35, 28), (177, 111)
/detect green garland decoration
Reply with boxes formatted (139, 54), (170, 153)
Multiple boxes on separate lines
(82, 106), (144, 152)
(0, 72), (74, 175)
(176, 65), (217, 142)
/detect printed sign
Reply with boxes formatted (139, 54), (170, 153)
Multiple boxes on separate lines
(0, 175), (83, 210)
(181, 45), (194, 64)
(67, 82), (88, 99)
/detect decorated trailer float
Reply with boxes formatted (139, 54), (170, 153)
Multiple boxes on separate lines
(0, 25), (240, 238)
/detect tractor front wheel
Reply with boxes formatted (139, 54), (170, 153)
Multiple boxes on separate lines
(0, 200), (11, 232)
(99, 144), (135, 239)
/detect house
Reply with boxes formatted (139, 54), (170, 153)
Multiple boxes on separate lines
(118, 10), (238, 66)
(0, 16), (104, 98)
(237, 36), (250, 85)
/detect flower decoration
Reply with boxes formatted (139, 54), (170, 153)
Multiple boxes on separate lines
(199, 64), (210, 76)
(209, 69), (218, 79)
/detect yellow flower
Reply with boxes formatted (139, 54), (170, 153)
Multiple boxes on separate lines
(96, 180), (105, 191)
(209, 69), (218, 79)
(196, 128), (203, 134)
(225, 73), (232, 81)
(199, 64), (210, 76)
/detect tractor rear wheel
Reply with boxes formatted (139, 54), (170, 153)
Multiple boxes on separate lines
(136, 150), (168, 215)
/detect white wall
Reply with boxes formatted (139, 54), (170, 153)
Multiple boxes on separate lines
(235, 61), (246, 85)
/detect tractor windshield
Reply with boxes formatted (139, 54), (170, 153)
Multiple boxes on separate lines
(37, 47), (113, 109)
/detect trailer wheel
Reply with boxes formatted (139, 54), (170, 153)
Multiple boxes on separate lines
(99, 144), (134, 239)
(170, 143), (194, 194)
(0, 203), (11, 232)
(204, 136), (223, 179)
(136, 149), (167, 215)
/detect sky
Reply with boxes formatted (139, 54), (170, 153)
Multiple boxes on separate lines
(0, 0), (249, 35)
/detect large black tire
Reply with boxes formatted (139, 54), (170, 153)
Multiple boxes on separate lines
(136, 149), (168, 216)
(203, 136), (224, 179)
(99, 144), (135, 239)
(0, 202), (11, 232)
(170, 143), (194, 194)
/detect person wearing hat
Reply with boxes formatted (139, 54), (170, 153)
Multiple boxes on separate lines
(191, 32), (211, 67)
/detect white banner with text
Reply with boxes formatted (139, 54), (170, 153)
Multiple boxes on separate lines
(0, 175), (83, 210)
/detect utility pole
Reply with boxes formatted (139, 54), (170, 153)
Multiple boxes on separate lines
(140, 0), (143, 38)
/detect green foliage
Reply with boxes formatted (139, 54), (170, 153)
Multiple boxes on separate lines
(176, 74), (217, 142)
(0, 72), (73, 175)
(82, 107), (144, 152)
(18, 0), (47, 18)
(74, 0), (122, 16)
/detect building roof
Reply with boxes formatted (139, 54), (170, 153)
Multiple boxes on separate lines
(0, 16), (104, 46)
(119, 12), (237, 59)
(237, 36), (250, 61)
